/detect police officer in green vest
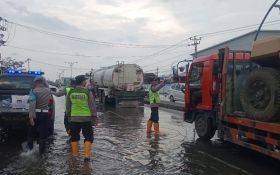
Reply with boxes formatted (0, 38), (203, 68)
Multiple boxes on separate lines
(66, 75), (97, 161)
(52, 79), (76, 134)
(147, 77), (166, 134)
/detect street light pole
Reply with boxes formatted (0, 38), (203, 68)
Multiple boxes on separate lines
(65, 61), (77, 78)
(254, 0), (279, 41)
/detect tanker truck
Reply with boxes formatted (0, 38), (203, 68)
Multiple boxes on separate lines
(93, 63), (145, 107)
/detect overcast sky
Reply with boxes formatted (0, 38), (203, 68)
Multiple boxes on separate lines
(0, 0), (279, 80)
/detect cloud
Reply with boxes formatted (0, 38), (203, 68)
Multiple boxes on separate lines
(0, 0), (279, 80)
(3, 1), (78, 32)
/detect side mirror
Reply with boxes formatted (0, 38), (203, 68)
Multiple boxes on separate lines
(50, 87), (57, 92)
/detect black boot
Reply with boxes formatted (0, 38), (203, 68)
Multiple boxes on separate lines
(39, 139), (46, 155)
(27, 137), (34, 150)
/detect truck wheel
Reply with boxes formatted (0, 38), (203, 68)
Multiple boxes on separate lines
(99, 91), (106, 105)
(240, 68), (280, 121)
(195, 113), (216, 140)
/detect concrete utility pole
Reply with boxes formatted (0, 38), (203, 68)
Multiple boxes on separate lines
(65, 61), (77, 78)
(189, 36), (201, 59)
(26, 58), (31, 71)
(156, 66), (159, 77)
(0, 17), (7, 47)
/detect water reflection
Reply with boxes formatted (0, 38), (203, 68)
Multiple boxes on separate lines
(146, 133), (164, 171)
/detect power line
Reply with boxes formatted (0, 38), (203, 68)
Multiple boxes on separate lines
(198, 19), (280, 38)
(31, 59), (88, 70)
(127, 39), (187, 63)
(3, 18), (185, 48)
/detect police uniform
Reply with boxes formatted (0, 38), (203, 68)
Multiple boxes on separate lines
(27, 76), (53, 155)
(66, 75), (97, 161)
(147, 78), (165, 134)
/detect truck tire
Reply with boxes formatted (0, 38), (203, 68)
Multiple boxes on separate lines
(195, 113), (216, 140)
(240, 68), (280, 121)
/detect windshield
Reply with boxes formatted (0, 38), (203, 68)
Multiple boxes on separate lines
(0, 76), (35, 90)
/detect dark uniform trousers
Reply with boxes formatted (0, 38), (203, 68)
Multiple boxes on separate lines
(70, 121), (93, 143)
(27, 112), (51, 151)
(150, 107), (159, 123)
(64, 113), (70, 133)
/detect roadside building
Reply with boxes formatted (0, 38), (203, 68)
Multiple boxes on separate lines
(192, 30), (280, 58)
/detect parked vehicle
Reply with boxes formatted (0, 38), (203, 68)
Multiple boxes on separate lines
(0, 70), (55, 137)
(93, 63), (145, 107)
(183, 36), (280, 160)
(168, 83), (185, 102)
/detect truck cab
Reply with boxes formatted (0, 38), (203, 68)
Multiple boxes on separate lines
(184, 52), (251, 124)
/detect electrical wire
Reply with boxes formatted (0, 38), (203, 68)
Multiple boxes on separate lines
(6, 19), (186, 49)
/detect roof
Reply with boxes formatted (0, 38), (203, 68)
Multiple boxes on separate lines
(193, 30), (280, 56)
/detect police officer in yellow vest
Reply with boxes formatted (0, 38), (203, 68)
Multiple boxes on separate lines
(52, 79), (76, 134)
(147, 77), (166, 134)
(66, 75), (97, 161)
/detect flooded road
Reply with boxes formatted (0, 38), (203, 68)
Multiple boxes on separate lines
(0, 97), (280, 175)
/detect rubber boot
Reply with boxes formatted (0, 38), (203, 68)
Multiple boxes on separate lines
(71, 141), (79, 158)
(84, 141), (92, 162)
(146, 120), (153, 133)
(154, 122), (160, 135)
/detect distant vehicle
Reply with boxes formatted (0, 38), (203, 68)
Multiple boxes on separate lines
(93, 63), (145, 107)
(142, 84), (150, 97)
(168, 83), (185, 102)
(159, 83), (171, 95)
(0, 70), (55, 137)
(60, 77), (72, 87)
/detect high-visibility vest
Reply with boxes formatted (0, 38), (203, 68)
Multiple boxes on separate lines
(69, 88), (91, 117)
(149, 89), (160, 104)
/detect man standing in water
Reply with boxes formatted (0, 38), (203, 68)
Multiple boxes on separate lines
(28, 76), (53, 155)
(147, 77), (166, 135)
(66, 75), (97, 161)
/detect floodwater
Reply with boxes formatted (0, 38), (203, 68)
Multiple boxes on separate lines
(0, 97), (279, 175)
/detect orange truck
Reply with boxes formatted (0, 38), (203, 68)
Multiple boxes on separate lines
(183, 36), (280, 160)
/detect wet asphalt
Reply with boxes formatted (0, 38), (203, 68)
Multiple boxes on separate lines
(0, 96), (279, 175)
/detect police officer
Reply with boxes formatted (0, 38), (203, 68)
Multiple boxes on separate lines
(28, 76), (53, 155)
(52, 79), (75, 134)
(66, 75), (97, 161)
(147, 77), (166, 134)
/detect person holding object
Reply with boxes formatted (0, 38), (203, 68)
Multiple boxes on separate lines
(28, 76), (53, 155)
(66, 75), (97, 161)
(147, 77), (166, 135)
(52, 79), (76, 135)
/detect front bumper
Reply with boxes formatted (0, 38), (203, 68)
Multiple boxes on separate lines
(0, 108), (29, 128)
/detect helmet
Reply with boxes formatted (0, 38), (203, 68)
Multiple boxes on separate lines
(75, 75), (87, 85)
(33, 76), (44, 82)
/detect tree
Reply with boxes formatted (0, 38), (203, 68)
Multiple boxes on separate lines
(0, 57), (25, 72)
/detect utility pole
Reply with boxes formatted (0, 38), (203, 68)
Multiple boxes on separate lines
(65, 61), (77, 78)
(189, 36), (201, 59)
(0, 17), (7, 47)
(26, 58), (31, 71)
(156, 66), (159, 77)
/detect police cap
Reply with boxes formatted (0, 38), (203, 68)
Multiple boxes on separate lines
(75, 75), (87, 85)
(33, 76), (44, 82)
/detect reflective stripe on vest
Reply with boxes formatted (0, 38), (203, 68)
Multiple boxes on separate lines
(149, 90), (160, 104)
(69, 88), (91, 117)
